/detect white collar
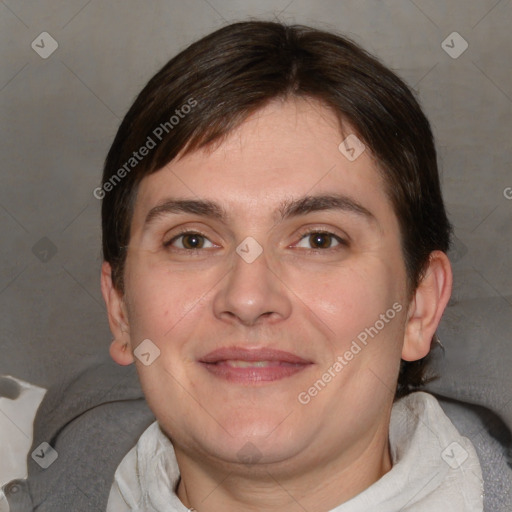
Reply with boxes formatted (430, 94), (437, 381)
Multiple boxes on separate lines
(107, 392), (483, 511)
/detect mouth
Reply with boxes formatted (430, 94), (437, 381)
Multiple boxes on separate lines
(199, 347), (313, 384)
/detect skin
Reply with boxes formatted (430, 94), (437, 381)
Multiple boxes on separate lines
(101, 97), (452, 512)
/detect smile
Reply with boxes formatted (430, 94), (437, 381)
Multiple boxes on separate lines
(221, 360), (298, 368)
(199, 347), (313, 384)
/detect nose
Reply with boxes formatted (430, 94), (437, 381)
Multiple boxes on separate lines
(212, 246), (292, 327)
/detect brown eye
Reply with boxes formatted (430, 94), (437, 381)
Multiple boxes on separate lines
(182, 233), (204, 249)
(166, 232), (213, 250)
(309, 233), (334, 249)
(295, 231), (345, 250)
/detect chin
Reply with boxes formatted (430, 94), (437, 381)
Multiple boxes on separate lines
(200, 413), (310, 463)
(202, 433), (304, 467)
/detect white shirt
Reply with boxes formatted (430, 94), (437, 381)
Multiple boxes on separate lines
(0, 376), (47, 512)
(107, 392), (484, 511)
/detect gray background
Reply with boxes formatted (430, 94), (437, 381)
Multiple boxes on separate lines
(1, 0), (511, 408)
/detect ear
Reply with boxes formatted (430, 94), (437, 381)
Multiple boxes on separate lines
(402, 251), (453, 361)
(100, 261), (134, 366)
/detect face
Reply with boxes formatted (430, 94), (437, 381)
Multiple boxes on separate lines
(107, 98), (417, 474)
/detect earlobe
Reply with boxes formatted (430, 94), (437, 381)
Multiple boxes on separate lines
(402, 251), (453, 361)
(109, 339), (134, 366)
(101, 261), (134, 365)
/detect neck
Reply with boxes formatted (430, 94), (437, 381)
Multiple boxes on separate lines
(175, 421), (392, 512)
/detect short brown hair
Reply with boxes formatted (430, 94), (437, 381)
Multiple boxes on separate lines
(100, 20), (452, 398)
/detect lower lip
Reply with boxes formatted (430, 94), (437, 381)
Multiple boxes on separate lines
(199, 361), (310, 383)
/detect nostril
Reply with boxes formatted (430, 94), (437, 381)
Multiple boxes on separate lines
(0, 376), (21, 400)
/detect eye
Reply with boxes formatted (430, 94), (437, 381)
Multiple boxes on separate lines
(165, 232), (215, 250)
(295, 231), (346, 250)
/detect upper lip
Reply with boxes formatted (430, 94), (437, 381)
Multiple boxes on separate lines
(199, 347), (312, 364)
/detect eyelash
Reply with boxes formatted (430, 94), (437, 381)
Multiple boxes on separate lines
(163, 229), (348, 252)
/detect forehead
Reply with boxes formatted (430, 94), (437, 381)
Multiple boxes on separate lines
(132, 98), (394, 229)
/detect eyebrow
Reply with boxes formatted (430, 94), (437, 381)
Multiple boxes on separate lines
(143, 194), (376, 229)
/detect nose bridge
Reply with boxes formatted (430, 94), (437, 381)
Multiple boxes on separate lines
(212, 244), (291, 325)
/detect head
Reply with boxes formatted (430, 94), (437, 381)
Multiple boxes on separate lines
(100, 20), (452, 482)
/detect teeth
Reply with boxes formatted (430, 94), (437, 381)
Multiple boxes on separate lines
(225, 360), (271, 368)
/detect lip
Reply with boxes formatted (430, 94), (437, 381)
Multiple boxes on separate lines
(199, 347), (313, 384)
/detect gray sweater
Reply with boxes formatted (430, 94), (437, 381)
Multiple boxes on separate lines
(3, 354), (511, 511)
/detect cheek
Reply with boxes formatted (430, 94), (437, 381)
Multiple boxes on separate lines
(288, 261), (401, 342)
(123, 260), (207, 344)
